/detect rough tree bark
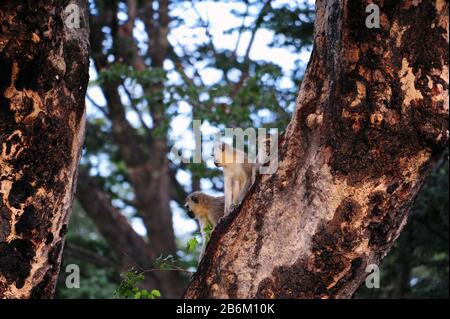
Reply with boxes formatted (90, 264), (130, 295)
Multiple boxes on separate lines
(0, 1), (89, 298)
(185, 0), (449, 299)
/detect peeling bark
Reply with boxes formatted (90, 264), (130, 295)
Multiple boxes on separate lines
(0, 1), (89, 298)
(184, 0), (449, 299)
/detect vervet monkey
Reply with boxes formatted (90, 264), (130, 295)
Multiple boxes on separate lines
(184, 192), (225, 261)
(214, 142), (257, 215)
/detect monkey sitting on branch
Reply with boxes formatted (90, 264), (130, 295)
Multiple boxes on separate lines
(184, 192), (225, 262)
(213, 142), (257, 216)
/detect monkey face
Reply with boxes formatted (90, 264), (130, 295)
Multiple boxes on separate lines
(213, 142), (229, 167)
(185, 204), (195, 219)
(184, 194), (199, 219)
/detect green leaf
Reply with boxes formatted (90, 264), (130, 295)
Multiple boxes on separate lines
(186, 237), (199, 253)
(203, 222), (214, 243)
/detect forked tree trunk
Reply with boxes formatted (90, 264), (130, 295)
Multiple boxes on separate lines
(184, 0), (449, 299)
(0, 1), (89, 298)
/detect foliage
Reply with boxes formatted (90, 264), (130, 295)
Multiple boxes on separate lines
(55, 203), (119, 299)
(57, 266), (118, 299)
(153, 254), (179, 271)
(185, 223), (214, 254)
(186, 237), (200, 254)
(114, 271), (161, 299)
(203, 223), (214, 244)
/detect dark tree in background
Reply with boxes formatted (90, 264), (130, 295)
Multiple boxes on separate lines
(0, 1), (89, 298)
(56, 0), (448, 299)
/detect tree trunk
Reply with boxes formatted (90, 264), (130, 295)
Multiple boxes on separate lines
(76, 168), (183, 297)
(0, 1), (89, 298)
(184, 0), (449, 299)
(86, 2), (185, 298)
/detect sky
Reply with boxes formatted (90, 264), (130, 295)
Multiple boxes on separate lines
(85, 0), (313, 242)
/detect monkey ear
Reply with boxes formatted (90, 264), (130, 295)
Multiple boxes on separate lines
(191, 195), (198, 203)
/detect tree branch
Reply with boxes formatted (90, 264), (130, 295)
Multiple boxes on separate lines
(231, 0), (273, 99)
(86, 93), (109, 117)
(233, 0), (251, 58)
(121, 82), (153, 137)
(184, 0), (449, 299)
(76, 168), (156, 269)
(63, 243), (117, 270)
(76, 167), (186, 297)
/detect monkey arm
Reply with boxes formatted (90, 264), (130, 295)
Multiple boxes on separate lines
(236, 175), (252, 205)
(224, 175), (233, 215)
(232, 179), (242, 205)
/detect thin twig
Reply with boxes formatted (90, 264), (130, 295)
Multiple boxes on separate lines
(231, 0), (273, 99)
(233, 0), (251, 58)
(120, 250), (194, 275)
(86, 94), (109, 117)
(140, 267), (194, 274)
(121, 82), (153, 136)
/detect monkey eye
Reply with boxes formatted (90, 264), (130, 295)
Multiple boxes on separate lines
(191, 196), (198, 203)
(221, 143), (225, 151)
